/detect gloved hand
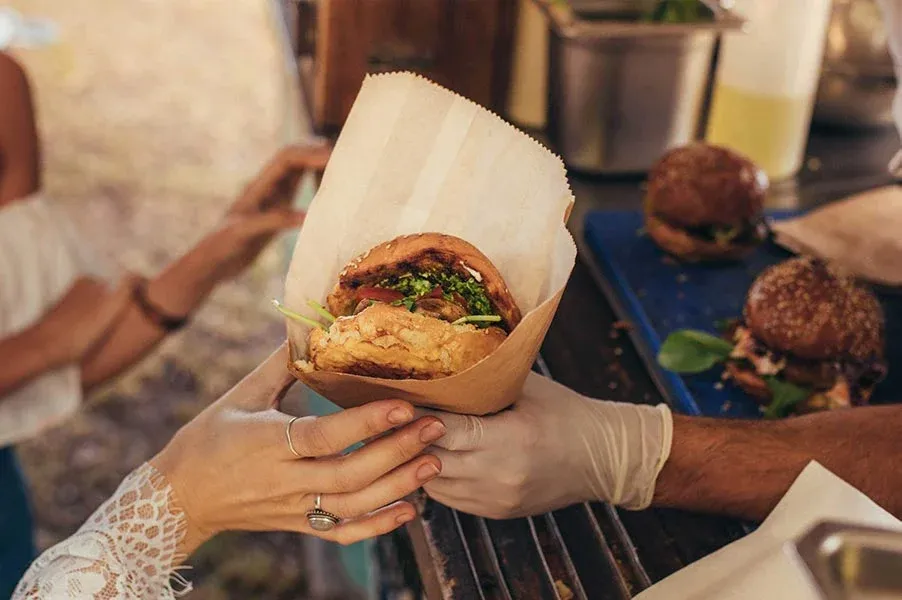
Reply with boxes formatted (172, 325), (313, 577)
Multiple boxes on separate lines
(419, 372), (673, 519)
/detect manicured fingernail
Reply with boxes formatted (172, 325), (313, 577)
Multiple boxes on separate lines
(417, 462), (441, 482)
(387, 407), (413, 425)
(419, 421), (446, 444)
(396, 512), (414, 525)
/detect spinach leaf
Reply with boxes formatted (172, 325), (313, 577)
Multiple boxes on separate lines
(763, 377), (810, 419)
(657, 329), (734, 374)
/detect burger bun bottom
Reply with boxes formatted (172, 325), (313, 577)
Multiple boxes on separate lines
(646, 214), (759, 262)
(301, 303), (507, 380)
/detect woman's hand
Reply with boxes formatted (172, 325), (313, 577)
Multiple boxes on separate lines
(150, 342), (444, 555)
(201, 144), (330, 281)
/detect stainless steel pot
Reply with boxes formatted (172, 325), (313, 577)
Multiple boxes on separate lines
(538, 0), (744, 175)
(813, 0), (896, 129)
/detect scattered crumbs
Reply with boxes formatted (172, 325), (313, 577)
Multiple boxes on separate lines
(608, 381), (618, 390)
(555, 580), (575, 600)
(613, 321), (633, 332)
(614, 347), (623, 356)
(714, 382), (724, 391)
(806, 156), (822, 172)
(676, 273), (689, 284)
(721, 400), (732, 412)
(662, 256), (678, 266)
(758, 405), (766, 414)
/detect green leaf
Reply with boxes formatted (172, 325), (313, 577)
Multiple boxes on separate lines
(657, 329), (734, 374)
(763, 377), (810, 419)
(306, 299), (336, 323)
(272, 299), (327, 331)
(452, 315), (503, 326)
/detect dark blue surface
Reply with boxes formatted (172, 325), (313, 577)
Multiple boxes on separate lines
(0, 446), (36, 598)
(584, 209), (902, 418)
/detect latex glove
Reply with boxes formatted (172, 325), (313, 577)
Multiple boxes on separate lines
(420, 372), (673, 519)
(151, 342), (445, 554)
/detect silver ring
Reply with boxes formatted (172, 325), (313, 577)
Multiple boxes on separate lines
(286, 416), (302, 458)
(306, 493), (341, 532)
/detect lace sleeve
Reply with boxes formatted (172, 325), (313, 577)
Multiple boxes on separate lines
(12, 463), (191, 599)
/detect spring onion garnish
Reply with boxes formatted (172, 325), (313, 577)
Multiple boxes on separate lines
(272, 299), (327, 331)
(306, 299), (336, 323)
(452, 315), (502, 326)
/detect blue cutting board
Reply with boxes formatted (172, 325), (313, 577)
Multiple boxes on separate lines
(583, 209), (902, 418)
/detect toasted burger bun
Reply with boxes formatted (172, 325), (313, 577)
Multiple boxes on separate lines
(744, 256), (884, 362)
(645, 213), (759, 262)
(645, 143), (768, 229)
(303, 303), (507, 379)
(326, 232), (521, 330)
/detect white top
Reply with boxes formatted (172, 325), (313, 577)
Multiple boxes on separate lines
(0, 193), (110, 447)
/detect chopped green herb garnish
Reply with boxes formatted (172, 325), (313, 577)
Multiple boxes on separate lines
(380, 271), (495, 317)
(452, 315), (503, 326)
(306, 300), (336, 323)
(272, 299), (327, 331)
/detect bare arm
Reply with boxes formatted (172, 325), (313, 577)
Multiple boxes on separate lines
(80, 237), (225, 389)
(81, 145), (330, 389)
(0, 52), (40, 205)
(653, 407), (902, 520)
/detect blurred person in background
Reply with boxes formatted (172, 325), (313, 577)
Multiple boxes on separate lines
(0, 50), (330, 596)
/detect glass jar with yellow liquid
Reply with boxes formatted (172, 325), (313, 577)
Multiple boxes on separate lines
(706, 0), (833, 181)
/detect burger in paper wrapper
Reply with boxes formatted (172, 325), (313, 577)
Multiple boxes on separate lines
(286, 232), (521, 380)
(280, 72), (576, 415)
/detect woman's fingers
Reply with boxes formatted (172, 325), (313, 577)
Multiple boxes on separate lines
(284, 399), (416, 459)
(233, 145), (331, 213)
(319, 501), (416, 547)
(226, 343), (297, 411)
(317, 453), (441, 520)
(307, 416), (446, 493)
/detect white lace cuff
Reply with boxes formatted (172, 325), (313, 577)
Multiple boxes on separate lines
(13, 463), (191, 599)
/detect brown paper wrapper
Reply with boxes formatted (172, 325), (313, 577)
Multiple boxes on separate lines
(283, 73), (576, 415)
(771, 186), (902, 287)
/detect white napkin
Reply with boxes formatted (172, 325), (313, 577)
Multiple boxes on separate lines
(0, 7), (58, 50)
(635, 461), (902, 600)
(0, 194), (110, 447)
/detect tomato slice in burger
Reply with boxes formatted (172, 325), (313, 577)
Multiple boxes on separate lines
(356, 287), (405, 303)
(450, 292), (469, 310)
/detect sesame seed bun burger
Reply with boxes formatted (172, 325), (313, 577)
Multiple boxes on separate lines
(644, 143), (769, 262)
(281, 233), (521, 380)
(725, 256), (887, 413)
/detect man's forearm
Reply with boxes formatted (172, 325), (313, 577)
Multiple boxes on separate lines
(80, 238), (223, 389)
(653, 407), (902, 521)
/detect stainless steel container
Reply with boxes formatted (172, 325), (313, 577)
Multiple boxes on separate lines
(790, 521), (902, 599)
(537, 0), (744, 175)
(813, 0), (896, 129)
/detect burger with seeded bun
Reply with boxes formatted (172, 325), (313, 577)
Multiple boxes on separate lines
(644, 143), (769, 262)
(279, 233), (521, 380)
(725, 256), (887, 414)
